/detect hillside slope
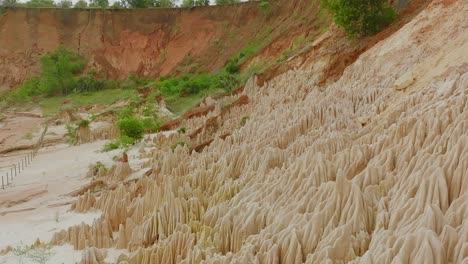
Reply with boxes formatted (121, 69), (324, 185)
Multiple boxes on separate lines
(41, 0), (466, 263)
(0, 0), (325, 91)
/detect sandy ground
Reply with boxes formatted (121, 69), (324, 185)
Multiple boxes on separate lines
(0, 140), (129, 263)
(0, 112), (44, 154)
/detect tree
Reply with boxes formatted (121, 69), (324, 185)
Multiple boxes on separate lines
(110, 1), (124, 8)
(23, 0), (56, 7)
(215, 0), (239, 5)
(124, 0), (174, 8)
(74, 0), (87, 8)
(321, 0), (396, 38)
(1, 0), (18, 7)
(181, 0), (209, 7)
(39, 45), (85, 96)
(89, 0), (109, 8)
(57, 0), (72, 8)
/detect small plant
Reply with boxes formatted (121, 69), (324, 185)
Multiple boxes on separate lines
(240, 116), (250, 126)
(93, 161), (107, 175)
(27, 247), (55, 264)
(116, 106), (134, 120)
(13, 243), (30, 264)
(65, 124), (78, 144)
(258, 1), (269, 11)
(142, 117), (160, 133)
(178, 127), (187, 134)
(103, 135), (135, 152)
(171, 141), (189, 150)
(77, 119), (90, 128)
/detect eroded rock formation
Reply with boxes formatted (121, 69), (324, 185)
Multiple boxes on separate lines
(47, 0), (468, 263)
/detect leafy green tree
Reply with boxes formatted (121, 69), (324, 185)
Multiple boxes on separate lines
(57, 0), (72, 8)
(89, 0), (109, 8)
(39, 45), (85, 96)
(110, 1), (124, 8)
(156, 0), (175, 7)
(74, 0), (87, 8)
(321, 0), (396, 38)
(181, 0), (209, 7)
(23, 0), (56, 7)
(1, 0), (18, 7)
(124, 0), (174, 8)
(215, 0), (239, 5)
(124, 0), (147, 8)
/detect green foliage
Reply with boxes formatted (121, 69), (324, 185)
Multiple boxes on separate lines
(225, 58), (240, 74)
(214, 70), (239, 91)
(103, 135), (135, 152)
(110, 1), (123, 8)
(77, 119), (90, 127)
(92, 161), (107, 175)
(116, 107), (135, 119)
(181, 0), (209, 7)
(39, 45), (85, 96)
(171, 141), (189, 150)
(142, 117), (160, 133)
(178, 127), (186, 134)
(258, 1), (269, 10)
(321, 0), (396, 38)
(215, 0), (239, 5)
(121, 73), (150, 90)
(240, 58), (268, 83)
(74, 75), (105, 93)
(117, 118), (144, 141)
(22, 0), (56, 7)
(89, 0), (109, 8)
(57, 0), (72, 7)
(240, 115), (250, 126)
(74, 0), (88, 8)
(65, 123), (78, 144)
(1, 0), (18, 7)
(157, 74), (211, 96)
(124, 0), (174, 8)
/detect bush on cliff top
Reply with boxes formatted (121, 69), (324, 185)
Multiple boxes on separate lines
(321, 0), (396, 38)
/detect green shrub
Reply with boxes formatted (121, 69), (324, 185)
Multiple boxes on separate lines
(178, 127), (187, 134)
(39, 45), (85, 96)
(214, 71), (239, 91)
(121, 73), (150, 90)
(258, 1), (269, 10)
(74, 75), (105, 93)
(225, 58), (240, 74)
(77, 119), (90, 127)
(65, 124), (78, 144)
(157, 74), (213, 96)
(142, 117), (160, 133)
(116, 107), (134, 119)
(117, 118), (144, 141)
(321, 0), (396, 38)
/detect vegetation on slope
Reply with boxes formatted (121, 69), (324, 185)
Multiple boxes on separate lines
(321, 0), (396, 38)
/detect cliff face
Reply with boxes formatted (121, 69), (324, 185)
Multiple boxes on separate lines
(0, 0), (322, 91)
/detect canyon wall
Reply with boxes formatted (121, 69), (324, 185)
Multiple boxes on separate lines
(0, 0), (322, 91)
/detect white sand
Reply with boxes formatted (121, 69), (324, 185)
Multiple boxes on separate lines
(0, 140), (124, 263)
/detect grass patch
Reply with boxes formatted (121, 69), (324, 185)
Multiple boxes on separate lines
(163, 89), (224, 115)
(38, 89), (136, 116)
